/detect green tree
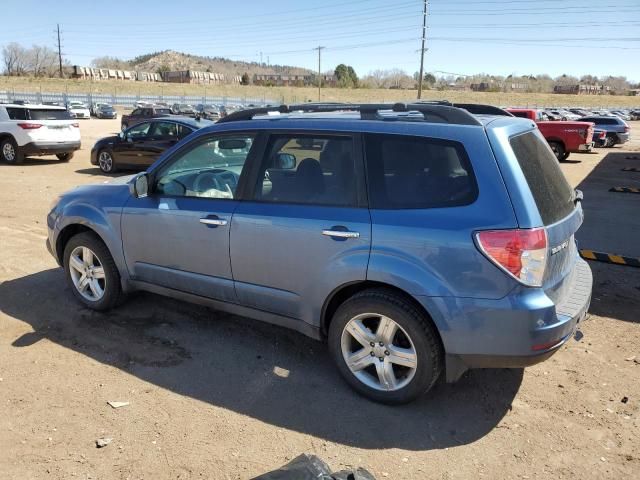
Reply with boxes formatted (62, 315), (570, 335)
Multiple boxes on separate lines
(241, 72), (250, 85)
(334, 64), (358, 88)
(423, 73), (436, 85)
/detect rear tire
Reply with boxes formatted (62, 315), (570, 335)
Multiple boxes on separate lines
(548, 141), (565, 162)
(63, 232), (123, 311)
(56, 152), (74, 162)
(1, 138), (24, 164)
(328, 289), (443, 405)
(604, 134), (616, 148)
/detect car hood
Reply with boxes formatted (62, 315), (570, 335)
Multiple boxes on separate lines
(93, 135), (121, 149)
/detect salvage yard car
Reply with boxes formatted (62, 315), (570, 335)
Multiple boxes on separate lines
(47, 103), (592, 404)
(91, 117), (213, 173)
(506, 108), (594, 160)
(578, 115), (630, 147)
(0, 103), (80, 164)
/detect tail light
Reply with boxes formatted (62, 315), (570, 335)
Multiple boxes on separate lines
(475, 228), (548, 287)
(71, 123), (79, 128)
(17, 123), (42, 129)
(624, 126), (630, 133)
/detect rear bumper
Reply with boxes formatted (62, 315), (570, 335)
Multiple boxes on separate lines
(21, 141), (81, 155)
(577, 142), (593, 152)
(418, 258), (593, 381)
(617, 133), (630, 143)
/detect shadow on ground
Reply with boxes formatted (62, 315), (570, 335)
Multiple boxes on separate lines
(576, 151), (640, 323)
(0, 268), (522, 451)
(75, 167), (131, 177)
(0, 156), (65, 166)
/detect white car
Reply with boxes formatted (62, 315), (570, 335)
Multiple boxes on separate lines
(68, 102), (91, 119)
(0, 104), (81, 164)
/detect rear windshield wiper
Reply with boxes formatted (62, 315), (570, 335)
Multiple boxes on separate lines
(573, 189), (583, 205)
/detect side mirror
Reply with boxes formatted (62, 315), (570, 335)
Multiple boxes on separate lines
(130, 173), (149, 198)
(275, 152), (296, 169)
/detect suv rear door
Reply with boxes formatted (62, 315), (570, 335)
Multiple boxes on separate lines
(230, 132), (371, 326)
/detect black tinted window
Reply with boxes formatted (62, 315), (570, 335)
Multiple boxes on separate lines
(365, 134), (477, 209)
(131, 109), (141, 116)
(510, 131), (574, 225)
(254, 135), (357, 207)
(6, 107), (27, 120)
(28, 109), (72, 120)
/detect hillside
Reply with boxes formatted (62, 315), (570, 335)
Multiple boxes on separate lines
(96, 50), (313, 78)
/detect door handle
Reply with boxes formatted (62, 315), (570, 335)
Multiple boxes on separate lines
(200, 216), (228, 227)
(322, 229), (359, 239)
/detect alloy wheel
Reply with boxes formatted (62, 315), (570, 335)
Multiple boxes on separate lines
(98, 151), (113, 172)
(3, 142), (16, 162)
(68, 246), (106, 301)
(341, 313), (418, 392)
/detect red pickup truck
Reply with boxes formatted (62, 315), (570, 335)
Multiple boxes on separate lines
(506, 108), (594, 161)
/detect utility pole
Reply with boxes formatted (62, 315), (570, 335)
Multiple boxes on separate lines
(314, 46), (325, 101)
(56, 24), (63, 78)
(417, 0), (428, 99)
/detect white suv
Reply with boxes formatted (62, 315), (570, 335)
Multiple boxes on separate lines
(0, 104), (81, 164)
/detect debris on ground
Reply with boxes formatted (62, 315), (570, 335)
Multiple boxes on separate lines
(107, 401), (130, 409)
(95, 437), (112, 448)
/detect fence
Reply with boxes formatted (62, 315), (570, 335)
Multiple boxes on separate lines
(0, 90), (278, 108)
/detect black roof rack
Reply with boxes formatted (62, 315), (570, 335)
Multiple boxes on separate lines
(452, 103), (513, 117)
(216, 102), (496, 126)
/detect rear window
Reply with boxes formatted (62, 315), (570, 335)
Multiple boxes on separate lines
(509, 131), (574, 225)
(155, 108), (171, 115)
(28, 109), (72, 120)
(364, 134), (477, 209)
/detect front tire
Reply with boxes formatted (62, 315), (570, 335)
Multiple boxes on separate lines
(1, 138), (24, 164)
(63, 232), (123, 311)
(328, 289), (443, 404)
(56, 152), (74, 162)
(97, 150), (117, 173)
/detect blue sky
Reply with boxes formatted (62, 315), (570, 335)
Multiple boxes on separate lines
(2, 0), (639, 81)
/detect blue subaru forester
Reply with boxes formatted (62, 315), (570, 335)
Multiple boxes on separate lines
(46, 103), (592, 404)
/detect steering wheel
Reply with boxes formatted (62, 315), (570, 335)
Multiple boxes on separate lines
(192, 169), (239, 194)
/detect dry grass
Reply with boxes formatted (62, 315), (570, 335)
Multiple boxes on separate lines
(1, 76), (639, 108)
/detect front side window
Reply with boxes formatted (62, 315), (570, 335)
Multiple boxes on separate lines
(131, 108), (141, 116)
(365, 134), (477, 209)
(253, 135), (358, 207)
(155, 134), (255, 199)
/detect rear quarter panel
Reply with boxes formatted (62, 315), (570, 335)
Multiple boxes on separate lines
(363, 122), (520, 301)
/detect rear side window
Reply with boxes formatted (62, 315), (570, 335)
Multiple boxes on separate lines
(364, 134), (477, 209)
(253, 135), (358, 207)
(6, 107), (27, 120)
(28, 109), (72, 120)
(510, 132), (574, 225)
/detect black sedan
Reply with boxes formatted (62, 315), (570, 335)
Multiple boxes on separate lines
(90, 117), (213, 173)
(96, 104), (118, 119)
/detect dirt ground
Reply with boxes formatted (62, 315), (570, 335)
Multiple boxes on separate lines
(0, 118), (639, 480)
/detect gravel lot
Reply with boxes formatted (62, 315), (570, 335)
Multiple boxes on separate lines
(0, 118), (639, 479)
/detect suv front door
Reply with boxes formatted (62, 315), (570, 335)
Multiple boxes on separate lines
(230, 133), (371, 326)
(120, 132), (258, 302)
